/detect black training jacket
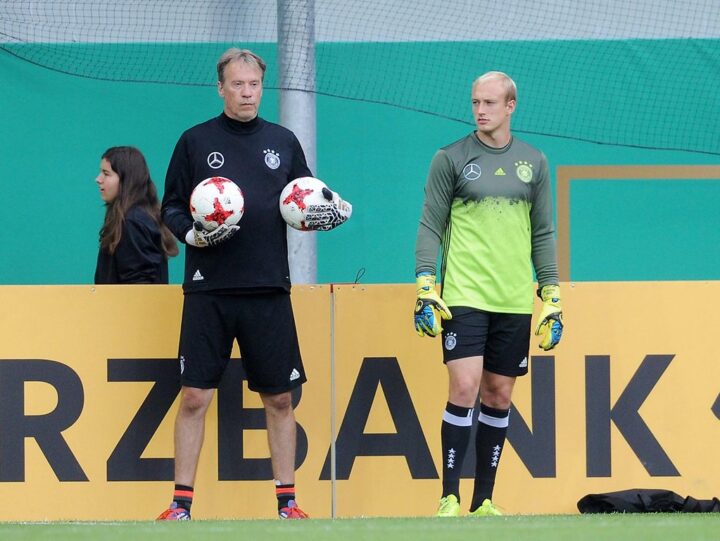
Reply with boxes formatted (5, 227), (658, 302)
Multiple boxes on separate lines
(161, 113), (311, 293)
(94, 206), (169, 284)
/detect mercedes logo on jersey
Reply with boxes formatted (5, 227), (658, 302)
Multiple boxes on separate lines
(207, 151), (224, 169)
(462, 163), (482, 181)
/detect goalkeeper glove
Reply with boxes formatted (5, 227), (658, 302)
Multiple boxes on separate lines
(414, 273), (452, 337)
(304, 187), (353, 231)
(185, 221), (239, 248)
(534, 284), (563, 350)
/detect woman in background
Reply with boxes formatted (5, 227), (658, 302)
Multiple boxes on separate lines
(95, 146), (178, 284)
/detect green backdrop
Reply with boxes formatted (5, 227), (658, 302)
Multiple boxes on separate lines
(1, 42), (718, 285)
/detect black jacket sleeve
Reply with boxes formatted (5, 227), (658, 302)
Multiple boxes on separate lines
(161, 134), (194, 243)
(289, 135), (313, 179)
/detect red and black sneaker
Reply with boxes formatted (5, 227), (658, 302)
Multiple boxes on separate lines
(279, 500), (309, 519)
(157, 502), (191, 521)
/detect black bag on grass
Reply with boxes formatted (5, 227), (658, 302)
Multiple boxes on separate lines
(577, 488), (720, 513)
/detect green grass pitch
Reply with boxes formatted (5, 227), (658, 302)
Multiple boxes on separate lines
(0, 515), (717, 541)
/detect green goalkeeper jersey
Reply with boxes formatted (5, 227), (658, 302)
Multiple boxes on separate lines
(415, 133), (558, 314)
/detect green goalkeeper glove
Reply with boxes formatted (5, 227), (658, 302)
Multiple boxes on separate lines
(414, 273), (452, 337)
(535, 284), (563, 350)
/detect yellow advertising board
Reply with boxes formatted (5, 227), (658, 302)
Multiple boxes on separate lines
(0, 282), (718, 520)
(0, 285), (331, 521)
(330, 282), (720, 515)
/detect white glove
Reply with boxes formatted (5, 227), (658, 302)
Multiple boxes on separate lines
(185, 221), (239, 248)
(303, 187), (352, 231)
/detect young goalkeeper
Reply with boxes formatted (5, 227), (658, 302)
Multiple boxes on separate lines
(413, 71), (563, 517)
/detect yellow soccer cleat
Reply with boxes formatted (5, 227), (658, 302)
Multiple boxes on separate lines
(468, 498), (502, 516)
(436, 494), (461, 517)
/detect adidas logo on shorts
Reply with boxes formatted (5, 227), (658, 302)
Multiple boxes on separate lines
(289, 369), (300, 381)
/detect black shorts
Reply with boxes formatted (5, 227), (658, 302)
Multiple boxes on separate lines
(178, 292), (306, 393)
(441, 307), (531, 377)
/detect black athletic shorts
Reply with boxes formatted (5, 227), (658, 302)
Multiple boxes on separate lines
(441, 307), (531, 377)
(177, 292), (306, 393)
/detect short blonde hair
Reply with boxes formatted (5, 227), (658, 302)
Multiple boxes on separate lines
(472, 71), (517, 103)
(217, 48), (267, 83)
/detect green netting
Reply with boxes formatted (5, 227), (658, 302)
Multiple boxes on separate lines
(2, 1), (719, 155)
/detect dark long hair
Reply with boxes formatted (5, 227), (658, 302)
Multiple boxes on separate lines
(99, 146), (179, 257)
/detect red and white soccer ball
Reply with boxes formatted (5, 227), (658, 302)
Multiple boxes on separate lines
(279, 176), (329, 231)
(190, 177), (244, 231)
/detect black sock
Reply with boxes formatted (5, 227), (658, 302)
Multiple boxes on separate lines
(470, 404), (509, 511)
(440, 402), (474, 499)
(276, 483), (295, 510)
(173, 484), (194, 512)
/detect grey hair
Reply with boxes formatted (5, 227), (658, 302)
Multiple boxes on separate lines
(217, 48), (267, 83)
